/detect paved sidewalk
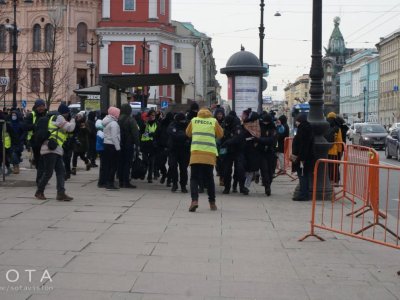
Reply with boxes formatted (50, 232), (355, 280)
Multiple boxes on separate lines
(0, 161), (399, 300)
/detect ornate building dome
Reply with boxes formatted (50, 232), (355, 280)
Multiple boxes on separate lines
(326, 17), (346, 56)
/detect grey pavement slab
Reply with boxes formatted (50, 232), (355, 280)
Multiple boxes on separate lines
(0, 161), (400, 299)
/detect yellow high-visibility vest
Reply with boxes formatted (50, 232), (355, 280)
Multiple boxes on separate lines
(190, 117), (218, 156)
(141, 122), (157, 142)
(4, 131), (11, 149)
(27, 111), (36, 141)
(48, 115), (68, 147)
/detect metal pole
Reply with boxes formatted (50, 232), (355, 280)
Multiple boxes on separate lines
(363, 88), (366, 122)
(258, 0), (265, 114)
(90, 37), (94, 86)
(296, 0), (331, 200)
(12, 0), (17, 109)
(141, 38), (146, 111)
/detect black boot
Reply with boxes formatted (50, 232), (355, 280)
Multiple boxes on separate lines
(171, 183), (178, 192)
(240, 187), (249, 195)
(222, 187), (230, 194)
(181, 185), (188, 193)
(160, 175), (166, 184)
(265, 185), (271, 196)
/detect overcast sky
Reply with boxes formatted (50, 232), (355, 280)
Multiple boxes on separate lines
(172, 0), (400, 101)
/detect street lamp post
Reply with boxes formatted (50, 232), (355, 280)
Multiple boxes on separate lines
(81, 37), (102, 86)
(0, 0), (33, 109)
(304, 0), (331, 199)
(258, 0), (265, 114)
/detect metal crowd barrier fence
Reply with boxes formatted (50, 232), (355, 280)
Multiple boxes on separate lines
(275, 137), (297, 180)
(300, 159), (400, 250)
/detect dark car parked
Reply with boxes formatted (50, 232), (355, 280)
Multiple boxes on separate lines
(352, 123), (388, 150)
(385, 129), (400, 160)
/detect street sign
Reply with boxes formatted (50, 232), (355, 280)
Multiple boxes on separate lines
(21, 100), (27, 108)
(0, 77), (9, 87)
(161, 100), (169, 109)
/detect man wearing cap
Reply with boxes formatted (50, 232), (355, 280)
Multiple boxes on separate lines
(35, 103), (76, 201)
(24, 99), (47, 183)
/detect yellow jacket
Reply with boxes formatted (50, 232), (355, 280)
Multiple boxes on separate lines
(186, 108), (224, 166)
(328, 128), (343, 156)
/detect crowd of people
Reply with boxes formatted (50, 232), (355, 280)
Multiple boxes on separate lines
(0, 99), (300, 211)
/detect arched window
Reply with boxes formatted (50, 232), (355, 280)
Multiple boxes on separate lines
(0, 25), (6, 53)
(44, 24), (54, 52)
(77, 22), (87, 53)
(32, 24), (41, 52)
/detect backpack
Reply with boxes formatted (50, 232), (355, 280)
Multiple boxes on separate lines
(131, 153), (147, 179)
(33, 114), (57, 147)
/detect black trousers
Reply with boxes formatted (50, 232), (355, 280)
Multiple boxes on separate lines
(87, 138), (97, 164)
(32, 145), (44, 184)
(169, 151), (189, 187)
(190, 164), (215, 203)
(63, 146), (73, 176)
(103, 144), (119, 187)
(72, 151), (89, 168)
(155, 148), (168, 178)
(223, 153), (245, 190)
(37, 153), (65, 194)
(118, 145), (134, 185)
(97, 151), (106, 186)
(142, 151), (155, 180)
(260, 153), (275, 188)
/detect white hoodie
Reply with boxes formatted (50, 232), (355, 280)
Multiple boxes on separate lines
(102, 115), (121, 151)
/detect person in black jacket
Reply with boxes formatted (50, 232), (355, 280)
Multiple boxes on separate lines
(86, 111), (98, 167)
(258, 113), (277, 196)
(276, 115), (290, 175)
(23, 99), (47, 183)
(118, 103), (140, 188)
(167, 112), (190, 193)
(220, 114), (247, 195)
(154, 112), (174, 184)
(291, 114), (314, 201)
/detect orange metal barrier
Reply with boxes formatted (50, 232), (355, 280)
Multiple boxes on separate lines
(300, 159), (400, 250)
(275, 137), (297, 180)
(335, 145), (382, 219)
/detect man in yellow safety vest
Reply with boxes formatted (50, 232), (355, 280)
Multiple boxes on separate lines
(186, 107), (223, 212)
(35, 104), (76, 201)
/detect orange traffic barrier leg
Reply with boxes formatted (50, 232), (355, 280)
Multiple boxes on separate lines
(354, 221), (400, 240)
(298, 232), (325, 242)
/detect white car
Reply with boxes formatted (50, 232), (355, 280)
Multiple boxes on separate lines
(347, 123), (364, 141)
(388, 123), (400, 133)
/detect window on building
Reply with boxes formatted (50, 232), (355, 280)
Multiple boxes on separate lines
(44, 68), (52, 93)
(31, 68), (40, 93)
(0, 25), (6, 53)
(123, 46), (135, 65)
(76, 69), (87, 89)
(0, 69), (5, 93)
(160, 0), (166, 15)
(124, 0), (136, 11)
(32, 24), (41, 52)
(77, 22), (88, 53)
(174, 52), (181, 69)
(44, 24), (54, 52)
(162, 48), (167, 68)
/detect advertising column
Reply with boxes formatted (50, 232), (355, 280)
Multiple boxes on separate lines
(234, 76), (259, 113)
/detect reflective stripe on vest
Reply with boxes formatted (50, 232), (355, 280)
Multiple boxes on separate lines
(190, 117), (218, 156)
(48, 115), (67, 147)
(141, 122), (157, 142)
(4, 131), (11, 149)
(27, 111), (36, 141)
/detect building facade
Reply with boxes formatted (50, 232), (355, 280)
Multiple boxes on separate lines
(284, 74), (310, 109)
(323, 17), (354, 114)
(376, 29), (400, 127)
(0, 0), (99, 109)
(97, 0), (219, 106)
(339, 49), (379, 124)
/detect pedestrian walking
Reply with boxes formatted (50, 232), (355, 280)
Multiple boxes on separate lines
(0, 111), (12, 176)
(140, 109), (158, 183)
(102, 107), (121, 190)
(155, 112), (174, 184)
(118, 104), (140, 188)
(35, 104), (76, 201)
(24, 99), (47, 184)
(325, 112), (343, 183)
(291, 114), (314, 201)
(186, 107), (223, 212)
(258, 113), (277, 196)
(167, 112), (190, 193)
(275, 115), (289, 175)
(71, 112), (91, 175)
(86, 111), (98, 167)
(95, 120), (106, 188)
(9, 110), (25, 174)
